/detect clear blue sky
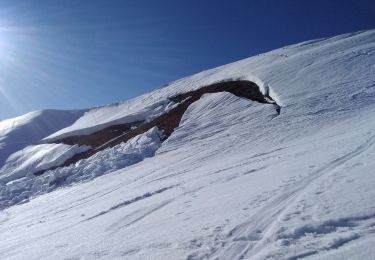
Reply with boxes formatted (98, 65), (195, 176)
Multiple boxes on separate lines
(0, 0), (374, 120)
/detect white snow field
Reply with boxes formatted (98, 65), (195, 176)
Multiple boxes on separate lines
(0, 127), (162, 210)
(0, 143), (90, 184)
(0, 29), (375, 259)
(0, 109), (86, 167)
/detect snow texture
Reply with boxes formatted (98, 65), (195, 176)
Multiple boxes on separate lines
(0, 109), (86, 167)
(44, 100), (175, 142)
(0, 143), (90, 184)
(0, 127), (162, 210)
(0, 29), (375, 260)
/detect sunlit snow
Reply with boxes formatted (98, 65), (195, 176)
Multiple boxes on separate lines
(0, 29), (374, 260)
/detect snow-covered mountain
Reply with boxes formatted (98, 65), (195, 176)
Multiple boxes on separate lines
(0, 109), (86, 168)
(0, 29), (375, 259)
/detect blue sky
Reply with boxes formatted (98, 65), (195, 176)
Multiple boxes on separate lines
(0, 0), (374, 120)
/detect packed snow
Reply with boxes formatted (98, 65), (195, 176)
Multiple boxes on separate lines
(0, 29), (374, 260)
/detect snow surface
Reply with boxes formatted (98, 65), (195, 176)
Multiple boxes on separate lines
(0, 127), (162, 210)
(45, 99), (175, 142)
(0, 143), (90, 184)
(0, 109), (86, 167)
(0, 29), (375, 259)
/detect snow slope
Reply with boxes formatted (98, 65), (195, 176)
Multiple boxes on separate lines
(44, 30), (374, 142)
(0, 127), (162, 210)
(0, 29), (375, 260)
(0, 143), (90, 184)
(0, 109), (86, 167)
(45, 100), (175, 141)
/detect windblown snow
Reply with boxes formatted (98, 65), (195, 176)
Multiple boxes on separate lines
(0, 29), (375, 260)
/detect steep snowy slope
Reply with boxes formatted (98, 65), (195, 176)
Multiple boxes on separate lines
(44, 30), (374, 142)
(0, 109), (86, 167)
(0, 29), (374, 260)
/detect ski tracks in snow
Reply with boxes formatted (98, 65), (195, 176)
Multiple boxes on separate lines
(188, 134), (375, 260)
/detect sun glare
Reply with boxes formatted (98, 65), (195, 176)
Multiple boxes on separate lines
(0, 28), (6, 55)
(0, 23), (20, 111)
(0, 39), (6, 57)
(0, 25), (13, 62)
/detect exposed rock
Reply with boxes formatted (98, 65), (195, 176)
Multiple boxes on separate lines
(37, 80), (278, 176)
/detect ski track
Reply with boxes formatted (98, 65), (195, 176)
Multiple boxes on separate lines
(187, 134), (375, 260)
(84, 185), (176, 221)
(106, 199), (174, 234)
